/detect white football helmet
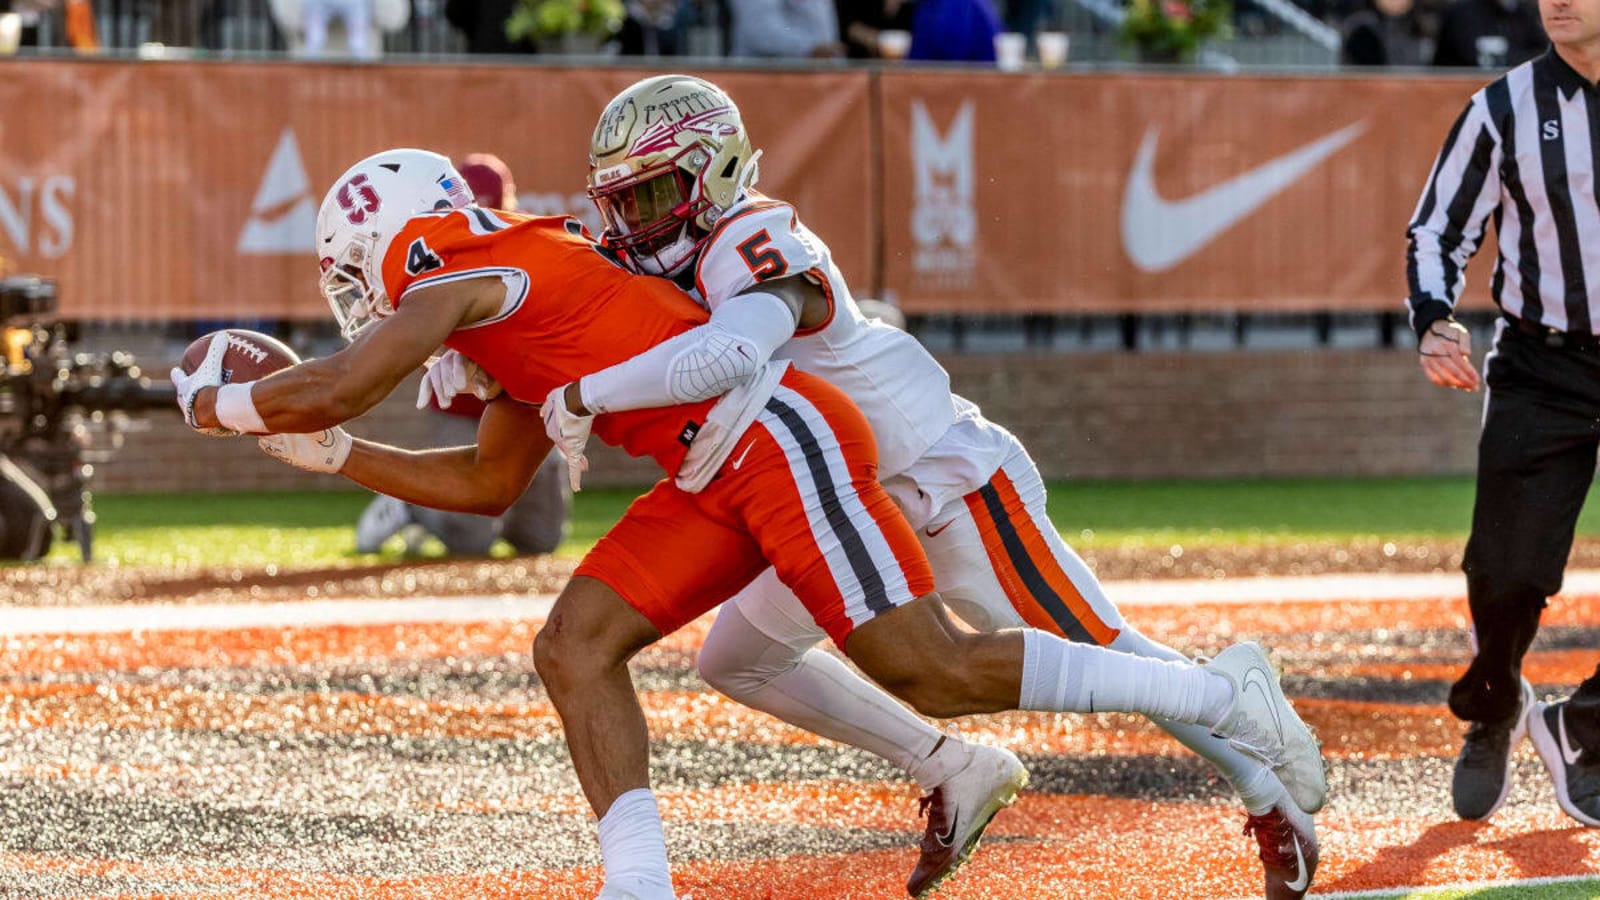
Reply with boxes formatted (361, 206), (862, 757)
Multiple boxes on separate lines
(315, 148), (473, 341)
(587, 74), (760, 278)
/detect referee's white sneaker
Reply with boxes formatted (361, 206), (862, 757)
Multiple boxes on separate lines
(1529, 699), (1600, 827)
(1204, 641), (1328, 814)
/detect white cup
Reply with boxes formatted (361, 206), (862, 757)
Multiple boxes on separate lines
(1037, 31), (1070, 68)
(994, 31), (1026, 71)
(0, 14), (21, 56)
(878, 28), (911, 60)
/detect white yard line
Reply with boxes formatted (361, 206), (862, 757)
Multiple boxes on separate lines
(0, 594), (555, 637)
(8, 569), (1600, 637)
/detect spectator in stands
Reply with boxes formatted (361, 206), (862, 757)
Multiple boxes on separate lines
(907, 0), (1001, 61)
(728, 0), (844, 56)
(444, 0), (536, 52)
(617, 0), (683, 54)
(1431, 0), (1545, 67)
(836, 0), (912, 57)
(270, 0), (409, 57)
(355, 153), (572, 557)
(1341, 0), (1427, 64)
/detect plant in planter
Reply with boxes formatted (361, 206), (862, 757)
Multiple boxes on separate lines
(505, 0), (625, 52)
(1119, 0), (1232, 63)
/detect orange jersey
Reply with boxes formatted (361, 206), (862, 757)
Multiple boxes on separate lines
(380, 208), (718, 472)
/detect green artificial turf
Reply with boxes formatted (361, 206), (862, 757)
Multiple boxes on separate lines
(27, 476), (1600, 568)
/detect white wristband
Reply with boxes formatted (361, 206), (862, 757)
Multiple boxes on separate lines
(215, 382), (268, 434)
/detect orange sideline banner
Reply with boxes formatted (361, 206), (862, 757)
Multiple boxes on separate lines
(878, 70), (1488, 314)
(0, 61), (874, 319)
(1, 60), (1490, 318)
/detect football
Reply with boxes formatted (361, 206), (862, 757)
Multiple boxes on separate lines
(179, 329), (301, 383)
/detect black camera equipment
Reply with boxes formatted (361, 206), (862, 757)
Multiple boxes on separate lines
(0, 275), (173, 561)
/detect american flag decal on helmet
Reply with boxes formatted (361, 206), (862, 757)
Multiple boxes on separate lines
(439, 175), (470, 206)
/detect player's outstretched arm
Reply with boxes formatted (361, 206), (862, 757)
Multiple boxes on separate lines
(265, 397), (552, 516)
(193, 278), (498, 434)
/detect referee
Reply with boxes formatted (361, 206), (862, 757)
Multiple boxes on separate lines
(1406, 2), (1600, 830)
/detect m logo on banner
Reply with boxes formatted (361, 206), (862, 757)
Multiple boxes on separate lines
(911, 99), (976, 289)
(238, 128), (317, 255)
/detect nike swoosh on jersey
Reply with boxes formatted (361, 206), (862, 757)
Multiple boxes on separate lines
(924, 520), (955, 538)
(1285, 832), (1309, 892)
(1559, 706), (1585, 766)
(1120, 121), (1367, 272)
(730, 439), (757, 470)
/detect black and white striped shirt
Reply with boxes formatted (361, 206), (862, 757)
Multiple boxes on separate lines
(1406, 50), (1600, 340)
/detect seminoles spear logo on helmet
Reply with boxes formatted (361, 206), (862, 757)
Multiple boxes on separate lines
(587, 74), (761, 278)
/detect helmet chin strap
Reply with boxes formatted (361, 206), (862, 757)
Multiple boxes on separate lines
(737, 149), (763, 194)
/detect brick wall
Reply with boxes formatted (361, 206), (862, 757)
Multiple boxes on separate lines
(89, 349), (1485, 494)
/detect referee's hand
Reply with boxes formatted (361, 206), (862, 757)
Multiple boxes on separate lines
(1419, 319), (1480, 392)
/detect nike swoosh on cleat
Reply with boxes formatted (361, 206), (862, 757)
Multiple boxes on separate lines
(936, 805), (959, 847)
(1284, 833), (1309, 892)
(1120, 122), (1367, 272)
(1559, 707), (1585, 766)
(1241, 667), (1285, 739)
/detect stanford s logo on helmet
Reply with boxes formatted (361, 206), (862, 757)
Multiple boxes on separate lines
(335, 174), (383, 225)
(587, 75), (761, 278)
(314, 149), (472, 341)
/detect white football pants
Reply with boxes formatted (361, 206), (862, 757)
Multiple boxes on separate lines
(696, 426), (1283, 811)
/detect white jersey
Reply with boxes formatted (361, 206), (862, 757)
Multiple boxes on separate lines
(691, 197), (956, 478)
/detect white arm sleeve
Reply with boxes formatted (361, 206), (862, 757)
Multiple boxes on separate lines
(579, 290), (797, 414)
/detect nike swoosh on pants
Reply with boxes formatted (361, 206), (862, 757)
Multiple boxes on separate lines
(1120, 121), (1367, 272)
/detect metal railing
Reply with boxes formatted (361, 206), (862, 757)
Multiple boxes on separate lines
(6, 0), (1350, 68)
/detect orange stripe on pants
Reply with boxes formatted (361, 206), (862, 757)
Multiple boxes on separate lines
(963, 468), (1120, 646)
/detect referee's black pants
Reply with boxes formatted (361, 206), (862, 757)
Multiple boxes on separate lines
(1455, 320), (1600, 753)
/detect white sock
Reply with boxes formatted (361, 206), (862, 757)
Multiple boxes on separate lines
(907, 734), (975, 794)
(1019, 629), (1234, 724)
(597, 788), (674, 898)
(698, 606), (945, 785)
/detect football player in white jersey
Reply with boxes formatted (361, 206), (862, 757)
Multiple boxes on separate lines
(426, 75), (1322, 900)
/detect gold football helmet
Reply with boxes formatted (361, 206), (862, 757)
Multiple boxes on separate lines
(587, 74), (760, 277)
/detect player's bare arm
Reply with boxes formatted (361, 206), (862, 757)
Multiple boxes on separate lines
(191, 276), (505, 434)
(337, 397), (552, 514)
(1418, 317), (1479, 392)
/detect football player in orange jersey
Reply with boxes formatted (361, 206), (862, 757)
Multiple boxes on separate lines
(172, 148), (1325, 900)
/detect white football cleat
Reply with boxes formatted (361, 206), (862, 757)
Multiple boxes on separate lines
(1204, 641), (1328, 814)
(906, 742), (1028, 898)
(1243, 784), (1319, 900)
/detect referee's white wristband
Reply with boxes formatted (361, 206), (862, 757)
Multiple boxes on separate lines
(215, 382), (268, 434)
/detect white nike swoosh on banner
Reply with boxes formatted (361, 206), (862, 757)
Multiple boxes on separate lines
(1560, 707), (1584, 766)
(1120, 121), (1368, 272)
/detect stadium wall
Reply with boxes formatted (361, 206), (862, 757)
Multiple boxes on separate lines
(91, 348), (1482, 494)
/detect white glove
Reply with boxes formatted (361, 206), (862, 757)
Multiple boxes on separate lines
(416, 350), (501, 410)
(169, 333), (235, 436)
(541, 383), (593, 492)
(257, 427), (353, 474)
